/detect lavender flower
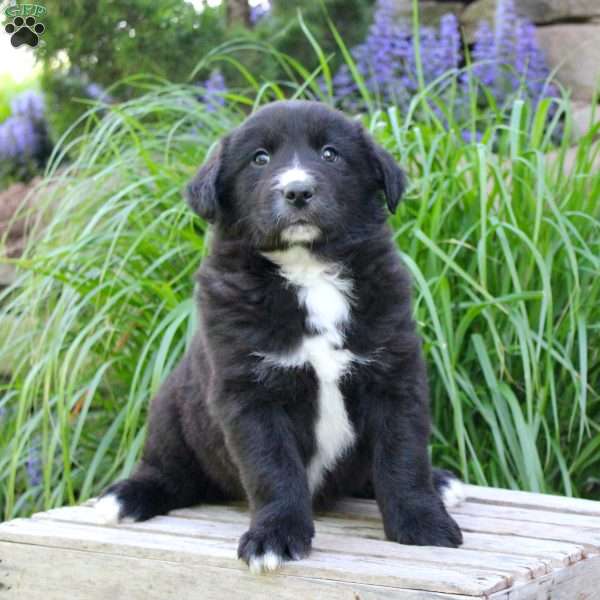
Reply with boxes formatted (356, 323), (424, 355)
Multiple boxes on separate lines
(494, 0), (518, 67)
(250, 1), (270, 24)
(26, 443), (42, 487)
(333, 0), (462, 110)
(0, 116), (41, 162)
(514, 20), (552, 101)
(10, 90), (45, 123)
(461, 129), (483, 143)
(202, 69), (227, 113)
(331, 0), (556, 121)
(334, 0), (413, 107)
(0, 89), (50, 173)
(438, 14), (460, 75)
(85, 82), (112, 103)
(362, 0), (401, 89)
(469, 0), (555, 107)
(472, 20), (496, 88)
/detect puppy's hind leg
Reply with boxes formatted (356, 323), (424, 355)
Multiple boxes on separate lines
(95, 371), (224, 524)
(95, 458), (212, 524)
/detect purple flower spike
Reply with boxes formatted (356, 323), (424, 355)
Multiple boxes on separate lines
(468, 0), (556, 108)
(250, 1), (270, 24)
(0, 116), (41, 161)
(10, 90), (45, 123)
(85, 82), (113, 103)
(438, 13), (461, 74)
(329, 0), (557, 129)
(202, 69), (227, 113)
(472, 20), (496, 88)
(26, 444), (42, 487)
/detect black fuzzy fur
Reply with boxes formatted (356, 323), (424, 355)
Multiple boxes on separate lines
(102, 101), (462, 565)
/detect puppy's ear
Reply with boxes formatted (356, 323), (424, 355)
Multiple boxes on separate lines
(364, 133), (407, 213)
(185, 141), (226, 223)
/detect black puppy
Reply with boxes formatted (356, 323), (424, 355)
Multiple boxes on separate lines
(96, 100), (464, 573)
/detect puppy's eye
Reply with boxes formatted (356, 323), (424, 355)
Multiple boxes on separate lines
(252, 150), (270, 166)
(321, 146), (338, 162)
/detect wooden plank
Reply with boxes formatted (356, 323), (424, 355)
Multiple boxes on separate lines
(488, 554), (600, 600)
(0, 518), (509, 596)
(0, 541), (472, 600)
(32, 505), (549, 581)
(329, 499), (600, 551)
(464, 485), (600, 518)
(455, 514), (600, 552)
(452, 501), (600, 530)
(171, 504), (586, 567)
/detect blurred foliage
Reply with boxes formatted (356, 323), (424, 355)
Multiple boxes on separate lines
(36, 0), (226, 140)
(253, 0), (372, 81)
(38, 0), (226, 85)
(34, 0), (373, 141)
(0, 76), (40, 123)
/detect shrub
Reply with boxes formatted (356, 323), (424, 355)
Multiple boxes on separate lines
(35, 0), (226, 141)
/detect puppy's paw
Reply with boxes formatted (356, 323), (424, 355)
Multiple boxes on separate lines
(387, 498), (463, 548)
(95, 477), (169, 524)
(238, 518), (314, 575)
(94, 492), (129, 525)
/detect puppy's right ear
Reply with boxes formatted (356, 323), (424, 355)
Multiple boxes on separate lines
(185, 141), (225, 223)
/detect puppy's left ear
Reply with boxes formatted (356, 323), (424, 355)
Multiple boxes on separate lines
(365, 134), (408, 214)
(185, 140), (226, 223)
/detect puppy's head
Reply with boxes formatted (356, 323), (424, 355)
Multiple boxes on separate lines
(186, 100), (406, 250)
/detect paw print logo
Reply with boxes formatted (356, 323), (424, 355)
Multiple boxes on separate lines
(5, 16), (45, 48)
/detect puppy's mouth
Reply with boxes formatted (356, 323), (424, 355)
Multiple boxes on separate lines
(280, 223), (321, 244)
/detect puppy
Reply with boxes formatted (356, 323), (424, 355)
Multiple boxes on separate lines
(96, 100), (464, 573)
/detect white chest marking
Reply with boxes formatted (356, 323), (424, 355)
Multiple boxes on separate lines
(261, 246), (357, 493)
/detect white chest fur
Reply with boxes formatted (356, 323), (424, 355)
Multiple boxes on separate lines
(261, 246), (357, 493)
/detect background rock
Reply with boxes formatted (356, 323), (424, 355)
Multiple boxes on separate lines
(570, 101), (600, 141)
(0, 178), (45, 287)
(536, 24), (600, 101)
(516, 0), (600, 24)
(462, 0), (600, 34)
(396, 1), (466, 26)
(461, 0), (496, 39)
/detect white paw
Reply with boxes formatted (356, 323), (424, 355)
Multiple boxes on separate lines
(248, 550), (284, 575)
(440, 477), (466, 508)
(94, 494), (123, 525)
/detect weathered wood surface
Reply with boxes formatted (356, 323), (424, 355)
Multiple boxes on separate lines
(1, 485), (599, 599)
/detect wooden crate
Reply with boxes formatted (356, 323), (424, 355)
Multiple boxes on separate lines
(1, 485), (600, 599)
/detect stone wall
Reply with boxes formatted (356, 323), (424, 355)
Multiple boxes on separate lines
(395, 0), (600, 103)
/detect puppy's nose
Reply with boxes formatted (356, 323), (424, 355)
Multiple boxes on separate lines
(284, 181), (314, 209)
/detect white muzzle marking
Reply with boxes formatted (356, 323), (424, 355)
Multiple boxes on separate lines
(281, 224), (321, 243)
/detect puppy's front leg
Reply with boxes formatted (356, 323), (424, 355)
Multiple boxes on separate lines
(371, 364), (463, 548)
(222, 402), (314, 574)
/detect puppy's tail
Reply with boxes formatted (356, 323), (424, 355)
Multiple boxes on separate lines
(433, 468), (466, 508)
